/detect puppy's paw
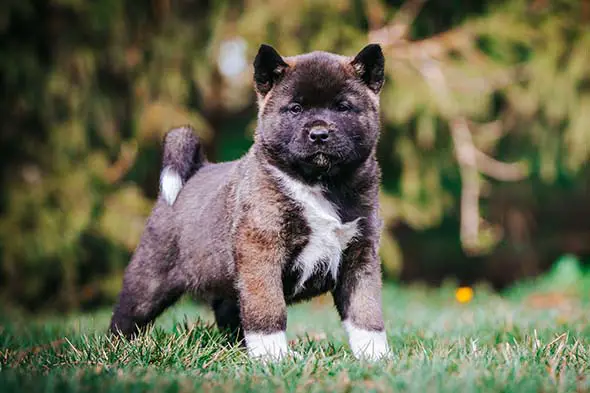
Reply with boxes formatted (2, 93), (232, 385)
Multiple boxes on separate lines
(245, 331), (290, 362)
(343, 321), (392, 361)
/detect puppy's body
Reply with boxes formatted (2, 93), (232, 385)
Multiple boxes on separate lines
(110, 45), (390, 360)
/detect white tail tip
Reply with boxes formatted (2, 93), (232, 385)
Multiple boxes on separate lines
(160, 166), (183, 205)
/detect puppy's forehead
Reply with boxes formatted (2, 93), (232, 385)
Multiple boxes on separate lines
(282, 52), (355, 102)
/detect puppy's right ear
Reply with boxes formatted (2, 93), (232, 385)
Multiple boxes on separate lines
(351, 44), (385, 94)
(253, 44), (288, 96)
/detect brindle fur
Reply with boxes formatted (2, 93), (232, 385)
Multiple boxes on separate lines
(110, 44), (387, 353)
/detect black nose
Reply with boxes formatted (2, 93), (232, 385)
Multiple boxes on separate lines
(309, 127), (330, 143)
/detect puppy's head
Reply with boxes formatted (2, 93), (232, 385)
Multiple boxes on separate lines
(253, 44), (384, 181)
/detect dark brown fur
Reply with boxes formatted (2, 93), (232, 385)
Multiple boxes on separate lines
(110, 44), (387, 353)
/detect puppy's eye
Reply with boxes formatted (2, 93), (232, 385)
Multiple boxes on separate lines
(289, 103), (303, 115)
(337, 101), (352, 112)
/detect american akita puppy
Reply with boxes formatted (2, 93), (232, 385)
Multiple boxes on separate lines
(109, 43), (390, 361)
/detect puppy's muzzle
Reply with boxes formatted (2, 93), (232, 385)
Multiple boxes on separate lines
(305, 120), (336, 144)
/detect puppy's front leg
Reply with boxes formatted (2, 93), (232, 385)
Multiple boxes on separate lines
(333, 240), (391, 360)
(235, 232), (288, 361)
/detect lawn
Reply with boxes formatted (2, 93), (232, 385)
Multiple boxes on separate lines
(1, 258), (589, 393)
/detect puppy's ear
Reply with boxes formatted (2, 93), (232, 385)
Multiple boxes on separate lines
(350, 44), (385, 94)
(253, 44), (289, 96)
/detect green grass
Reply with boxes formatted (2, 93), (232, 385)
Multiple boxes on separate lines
(2, 259), (590, 392)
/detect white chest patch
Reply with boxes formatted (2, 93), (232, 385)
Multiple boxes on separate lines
(270, 168), (361, 293)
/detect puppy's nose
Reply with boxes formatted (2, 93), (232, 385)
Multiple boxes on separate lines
(309, 127), (330, 143)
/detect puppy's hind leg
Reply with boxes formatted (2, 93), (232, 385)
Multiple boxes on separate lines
(109, 238), (185, 339)
(110, 125), (200, 338)
(212, 298), (244, 344)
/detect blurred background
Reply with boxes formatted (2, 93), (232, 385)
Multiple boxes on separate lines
(1, 0), (589, 313)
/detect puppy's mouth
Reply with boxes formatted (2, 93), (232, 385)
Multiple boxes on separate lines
(288, 148), (347, 179)
(295, 152), (341, 179)
(310, 153), (332, 168)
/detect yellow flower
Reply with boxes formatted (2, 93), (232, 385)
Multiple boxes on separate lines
(455, 286), (474, 304)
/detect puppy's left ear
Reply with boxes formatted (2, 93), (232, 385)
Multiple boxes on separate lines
(253, 44), (289, 96)
(350, 44), (385, 94)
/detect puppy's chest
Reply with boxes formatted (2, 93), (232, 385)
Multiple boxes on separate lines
(279, 177), (360, 295)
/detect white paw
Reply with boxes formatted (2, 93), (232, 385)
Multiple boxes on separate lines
(245, 331), (290, 361)
(343, 320), (391, 361)
(160, 166), (183, 205)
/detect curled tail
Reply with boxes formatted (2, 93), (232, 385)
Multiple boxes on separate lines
(160, 125), (206, 205)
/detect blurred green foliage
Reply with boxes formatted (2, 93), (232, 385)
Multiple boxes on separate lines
(1, 0), (589, 311)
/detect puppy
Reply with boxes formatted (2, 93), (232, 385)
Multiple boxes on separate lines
(110, 44), (390, 361)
